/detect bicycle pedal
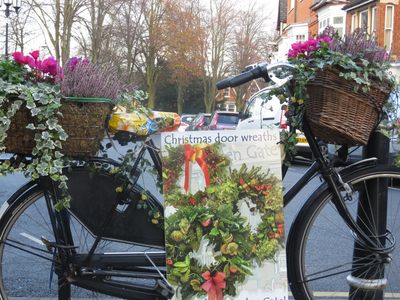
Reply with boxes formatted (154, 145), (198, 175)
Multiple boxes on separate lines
(155, 279), (175, 298)
(41, 236), (79, 250)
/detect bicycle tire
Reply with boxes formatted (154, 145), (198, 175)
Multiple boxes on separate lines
(287, 164), (400, 299)
(0, 180), (164, 300)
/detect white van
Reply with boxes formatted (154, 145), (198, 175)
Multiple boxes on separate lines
(236, 90), (330, 163)
(236, 92), (286, 130)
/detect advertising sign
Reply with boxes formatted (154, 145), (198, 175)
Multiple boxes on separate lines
(161, 129), (287, 300)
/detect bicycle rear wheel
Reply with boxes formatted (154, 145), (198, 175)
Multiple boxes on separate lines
(287, 164), (400, 300)
(0, 180), (165, 300)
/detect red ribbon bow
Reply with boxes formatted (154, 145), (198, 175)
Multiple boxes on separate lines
(201, 271), (226, 300)
(183, 144), (210, 192)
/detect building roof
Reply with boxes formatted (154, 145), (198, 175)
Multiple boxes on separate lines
(312, 0), (349, 11)
(342, 0), (376, 11)
(276, 0), (287, 31)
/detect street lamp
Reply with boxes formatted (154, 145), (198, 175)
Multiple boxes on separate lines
(1, 0), (22, 60)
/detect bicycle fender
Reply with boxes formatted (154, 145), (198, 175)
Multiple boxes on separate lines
(338, 157), (378, 178)
(0, 180), (37, 219)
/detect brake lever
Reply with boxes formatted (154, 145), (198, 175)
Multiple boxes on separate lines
(266, 62), (296, 89)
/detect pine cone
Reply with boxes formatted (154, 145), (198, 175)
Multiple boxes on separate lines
(176, 155), (186, 166)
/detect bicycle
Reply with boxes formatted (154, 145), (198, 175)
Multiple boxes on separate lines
(0, 61), (399, 300)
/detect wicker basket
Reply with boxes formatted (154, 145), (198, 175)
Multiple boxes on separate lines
(3, 96), (114, 157)
(301, 67), (392, 146)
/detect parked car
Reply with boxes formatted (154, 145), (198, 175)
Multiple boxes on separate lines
(203, 111), (239, 130)
(176, 114), (196, 132)
(185, 113), (211, 131)
(181, 114), (196, 125)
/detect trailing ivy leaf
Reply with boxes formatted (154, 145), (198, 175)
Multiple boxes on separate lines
(45, 140), (55, 149)
(42, 131), (51, 140)
(31, 107), (41, 116)
(32, 93), (43, 100)
(26, 101), (36, 109)
(26, 123), (36, 130)
(59, 132), (68, 141)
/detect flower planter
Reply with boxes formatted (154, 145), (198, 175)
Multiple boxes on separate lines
(301, 67), (392, 146)
(4, 96), (114, 157)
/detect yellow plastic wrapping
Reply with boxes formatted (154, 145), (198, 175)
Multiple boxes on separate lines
(108, 111), (181, 135)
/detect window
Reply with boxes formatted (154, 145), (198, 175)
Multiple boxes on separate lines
(223, 88), (230, 98)
(243, 98), (256, 120)
(359, 10), (368, 30)
(371, 7), (377, 34)
(333, 17), (343, 24)
(330, 16), (344, 37)
(250, 86), (258, 96)
(385, 5), (394, 49)
(296, 34), (306, 42)
(351, 14), (356, 32)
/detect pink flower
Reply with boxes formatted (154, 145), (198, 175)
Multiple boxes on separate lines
(42, 57), (58, 76)
(22, 55), (33, 65)
(28, 57), (36, 69)
(12, 52), (24, 64)
(291, 42), (302, 51)
(287, 49), (298, 58)
(322, 36), (331, 43)
(29, 50), (40, 60)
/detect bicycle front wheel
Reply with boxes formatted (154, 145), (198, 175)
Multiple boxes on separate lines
(287, 164), (400, 300)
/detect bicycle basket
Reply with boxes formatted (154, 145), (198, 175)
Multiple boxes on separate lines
(300, 67), (392, 145)
(3, 96), (114, 157)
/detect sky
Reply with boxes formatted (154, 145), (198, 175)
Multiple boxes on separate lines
(0, 0), (280, 59)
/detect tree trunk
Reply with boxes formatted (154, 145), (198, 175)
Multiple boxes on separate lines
(176, 82), (183, 115)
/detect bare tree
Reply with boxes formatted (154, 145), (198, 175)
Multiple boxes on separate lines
(112, 0), (145, 73)
(201, 0), (236, 113)
(230, 1), (273, 111)
(73, 0), (123, 62)
(134, 0), (167, 109)
(29, 0), (88, 65)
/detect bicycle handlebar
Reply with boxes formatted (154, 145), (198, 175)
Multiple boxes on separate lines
(216, 62), (297, 90)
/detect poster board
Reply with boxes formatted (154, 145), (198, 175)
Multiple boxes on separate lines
(161, 129), (287, 300)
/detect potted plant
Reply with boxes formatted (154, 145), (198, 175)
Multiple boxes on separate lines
(270, 27), (397, 164)
(0, 51), (143, 209)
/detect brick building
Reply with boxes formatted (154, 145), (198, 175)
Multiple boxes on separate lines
(273, 0), (400, 76)
(342, 1), (400, 63)
(214, 80), (268, 111)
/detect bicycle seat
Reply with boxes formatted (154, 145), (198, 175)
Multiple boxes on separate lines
(108, 111), (181, 136)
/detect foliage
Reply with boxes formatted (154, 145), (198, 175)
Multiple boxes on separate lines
(267, 28), (397, 165)
(0, 59), (25, 84)
(117, 90), (149, 113)
(59, 58), (137, 104)
(0, 80), (71, 210)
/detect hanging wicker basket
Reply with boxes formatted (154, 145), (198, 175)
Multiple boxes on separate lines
(298, 67), (392, 146)
(3, 96), (114, 157)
